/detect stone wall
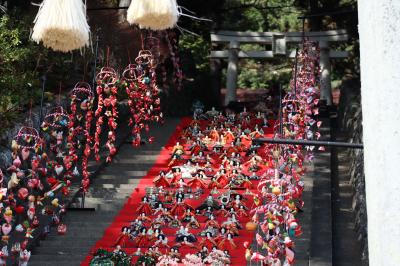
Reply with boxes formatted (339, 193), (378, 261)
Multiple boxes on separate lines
(337, 78), (368, 264)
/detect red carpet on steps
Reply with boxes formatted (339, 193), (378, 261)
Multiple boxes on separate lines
(81, 117), (274, 265)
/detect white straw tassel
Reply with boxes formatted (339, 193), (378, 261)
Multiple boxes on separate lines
(127, 0), (178, 30)
(32, 0), (90, 53)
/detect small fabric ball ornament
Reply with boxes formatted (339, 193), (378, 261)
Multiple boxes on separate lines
(245, 221), (257, 231)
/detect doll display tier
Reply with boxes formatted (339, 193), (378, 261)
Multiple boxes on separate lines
(79, 111), (314, 266)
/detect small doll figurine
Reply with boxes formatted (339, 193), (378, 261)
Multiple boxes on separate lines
(18, 250), (31, 266)
(170, 167), (183, 186)
(169, 247), (181, 261)
(169, 215), (182, 228)
(199, 232), (218, 250)
(153, 171), (170, 188)
(187, 173), (206, 190)
(137, 212), (152, 224)
(181, 208), (195, 223)
(236, 205), (249, 218)
(115, 226), (131, 247)
(175, 226), (197, 243)
(153, 234), (169, 249)
(171, 142), (184, 158)
(135, 228), (153, 247)
(186, 215), (200, 229)
(208, 176), (221, 189)
(175, 236), (198, 250)
(217, 233), (237, 251)
(136, 196), (152, 216)
(216, 204), (229, 217)
(216, 169), (229, 188)
(171, 197), (193, 217)
(204, 214), (220, 229)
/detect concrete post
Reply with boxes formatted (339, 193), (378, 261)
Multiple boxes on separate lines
(319, 41), (332, 105)
(225, 41), (239, 106)
(358, 0), (400, 265)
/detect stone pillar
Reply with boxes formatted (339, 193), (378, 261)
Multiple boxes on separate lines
(225, 41), (239, 106)
(358, 0), (400, 265)
(319, 41), (332, 105)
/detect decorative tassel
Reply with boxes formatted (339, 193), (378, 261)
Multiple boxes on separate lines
(127, 0), (179, 30)
(32, 0), (90, 52)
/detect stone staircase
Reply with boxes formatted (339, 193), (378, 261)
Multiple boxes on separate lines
(28, 118), (181, 266)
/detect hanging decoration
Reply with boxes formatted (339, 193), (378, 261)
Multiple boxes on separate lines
(165, 30), (183, 91)
(122, 47), (163, 147)
(94, 67), (119, 162)
(68, 82), (94, 192)
(126, 0), (179, 30)
(41, 105), (70, 196)
(32, 0), (90, 52)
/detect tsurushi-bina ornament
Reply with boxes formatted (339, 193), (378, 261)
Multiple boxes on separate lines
(94, 67), (119, 162)
(68, 82), (94, 192)
(122, 49), (162, 147)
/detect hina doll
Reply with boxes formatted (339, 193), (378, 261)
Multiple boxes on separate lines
(171, 142), (185, 158)
(181, 208), (196, 223)
(175, 226), (197, 243)
(240, 132), (252, 150)
(216, 204), (229, 217)
(169, 247), (181, 261)
(153, 171), (170, 188)
(215, 169), (229, 188)
(186, 215), (200, 229)
(114, 227), (131, 247)
(153, 234), (169, 249)
(187, 173), (206, 190)
(196, 195), (220, 211)
(171, 197), (193, 217)
(199, 232), (218, 250)
(170, 167), (183, 186)
(168, 215), (182, 228)
(136, 196), (152, 216)
(217, 233), (237, 250)
(222, 128), (235, 145)
(209, 127), (220, 142)
(135, 228), (153, 247)
(208, 177), (221, 189)
(137, 212), (152, 225)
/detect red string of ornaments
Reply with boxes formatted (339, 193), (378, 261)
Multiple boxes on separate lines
(94, 67), (119, 162)
(122, 49), (163, 147)
(68, 82), (94, 192)
(165, 30), (183, 90)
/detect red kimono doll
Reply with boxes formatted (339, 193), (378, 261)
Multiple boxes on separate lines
(216, 170), (229, 188)
(208, 177), (221, 189)
(170, 168), (183, 187)
(171, 198), (194, 217)
(217, 233), (237, 251)
(199, 232), (218, 250)
(209, 128), (220, 142)
(135, 228), (153, 247)
(153, 171), (170, 188)
(136, 196), (152, 216)
(114, 227), (131, 247)
(223, 129), (235, 145)
(187, 173), (206, 190)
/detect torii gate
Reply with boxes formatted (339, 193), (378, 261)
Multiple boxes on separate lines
(210, 30), (349, 106)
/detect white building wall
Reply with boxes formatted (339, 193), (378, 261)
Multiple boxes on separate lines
(358, 1), (400, 265)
